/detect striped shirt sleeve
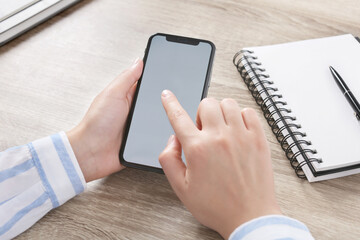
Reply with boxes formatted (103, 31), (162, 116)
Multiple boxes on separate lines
(0, 132), (86, 240)
(229, 215), (314, 240)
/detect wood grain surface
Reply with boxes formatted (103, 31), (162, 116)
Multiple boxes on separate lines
(1, 0), (360, 239)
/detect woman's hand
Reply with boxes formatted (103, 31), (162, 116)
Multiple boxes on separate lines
(67, 59), (143, 182)
(159, 90), (281, 239)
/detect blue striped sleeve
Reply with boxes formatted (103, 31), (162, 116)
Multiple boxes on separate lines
(0, 132), (86, 239)
(30, 131), (86, 205)
(229, 215), (314, 240)
(51, 134), (85, 195)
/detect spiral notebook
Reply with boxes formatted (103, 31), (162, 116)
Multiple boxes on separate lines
(233, 34), (360, 182)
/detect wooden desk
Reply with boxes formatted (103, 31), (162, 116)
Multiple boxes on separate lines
(1, 0), (359, 239)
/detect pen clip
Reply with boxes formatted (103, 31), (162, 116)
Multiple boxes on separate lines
(355, 112), (360, 121)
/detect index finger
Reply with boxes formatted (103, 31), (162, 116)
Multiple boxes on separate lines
(161, 90), (199, 143)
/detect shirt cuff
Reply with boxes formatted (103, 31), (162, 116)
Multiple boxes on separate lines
(229, 215), (314, 240)
(28, 132), (86, 208)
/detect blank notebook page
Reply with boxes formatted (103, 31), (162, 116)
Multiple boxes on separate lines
(246, 34), (360, 171)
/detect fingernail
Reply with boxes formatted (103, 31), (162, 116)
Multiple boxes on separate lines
(131, 57), (140, 68)
(167, 135), (175, 146)
(162, 89), (171, 98)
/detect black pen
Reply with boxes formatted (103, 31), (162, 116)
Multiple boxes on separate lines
(329, 66), (360, 121)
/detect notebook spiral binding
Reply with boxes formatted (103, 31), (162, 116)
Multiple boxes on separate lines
(233, 50), (322, 178)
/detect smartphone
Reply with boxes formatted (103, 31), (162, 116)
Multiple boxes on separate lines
(119, 33), (215, 173)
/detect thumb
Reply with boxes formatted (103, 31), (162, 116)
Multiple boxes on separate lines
(108, 58), (143, 94)
(159, 135), (186, 194)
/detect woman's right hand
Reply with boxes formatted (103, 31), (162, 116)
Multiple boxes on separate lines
(159, 90), (281, 239)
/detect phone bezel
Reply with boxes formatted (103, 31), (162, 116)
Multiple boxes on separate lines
(119, 33), (216, 173)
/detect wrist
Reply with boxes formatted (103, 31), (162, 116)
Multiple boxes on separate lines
(220, 205), (282, 239)
(66, 124), (96, 182)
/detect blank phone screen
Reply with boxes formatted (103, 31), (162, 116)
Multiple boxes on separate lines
(123, 35), (213, 168)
